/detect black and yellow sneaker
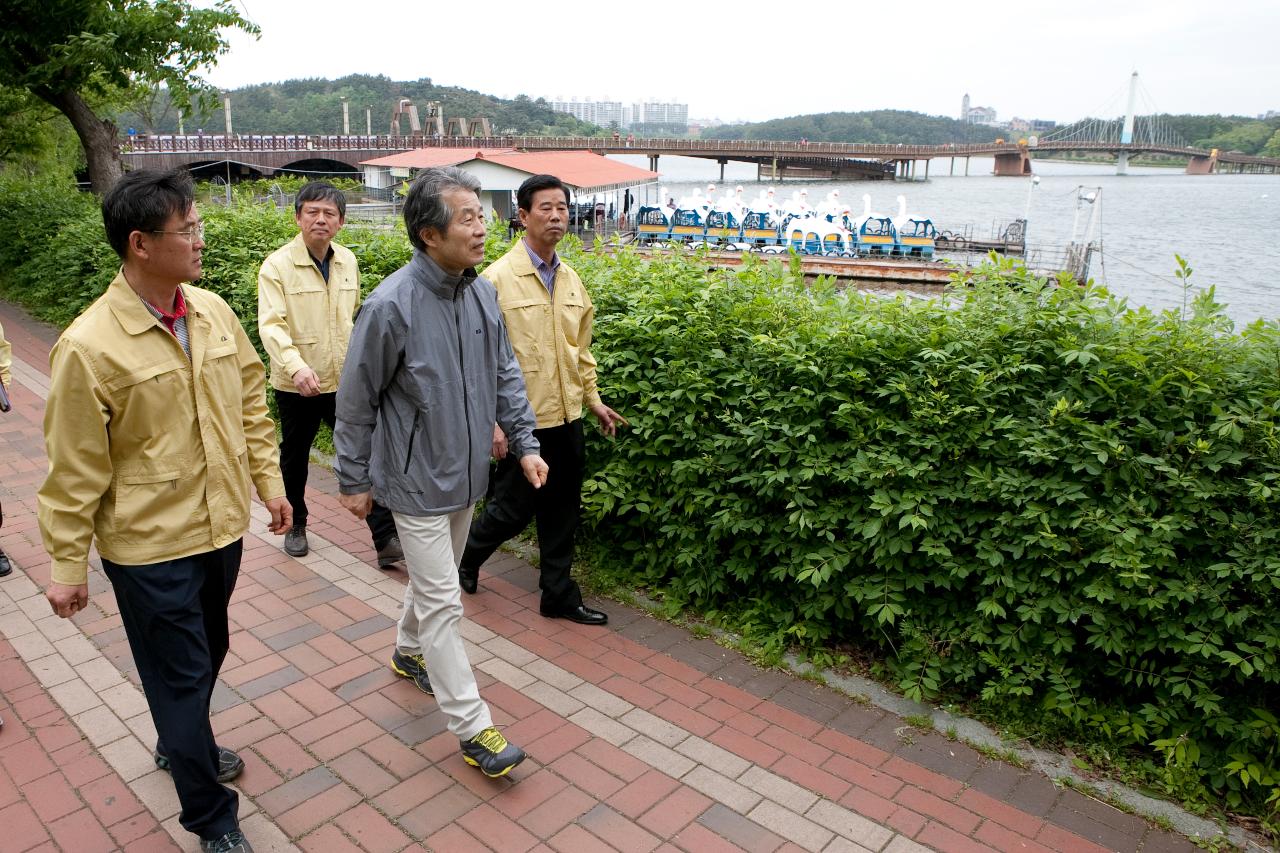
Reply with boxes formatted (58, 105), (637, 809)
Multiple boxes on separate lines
(390, 649), (434, 695)
(461, 726), (526, 778)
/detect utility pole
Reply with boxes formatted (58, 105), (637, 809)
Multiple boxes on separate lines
(1117, 71), (1138, 175)
(342, 97), (350, 135)
(222, 93), (233, 137)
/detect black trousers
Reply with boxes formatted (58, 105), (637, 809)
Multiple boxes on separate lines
(102, 542), (243, 841)
(462, 420), (585, 609)
(275, 389), (396, 546)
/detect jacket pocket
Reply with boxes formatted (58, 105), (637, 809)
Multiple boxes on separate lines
(290, 333), (322, 373)
(202, 342), (247, 446)
(285, 279), (325, 295)
(403, 410), (420, 474)
(111, 457), (190, 542)
(503, 299), (549, 374)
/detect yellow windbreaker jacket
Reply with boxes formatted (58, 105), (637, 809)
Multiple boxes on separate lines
(257, 233), (360, 393)
(0, 318), (11, 387)
(484, 243), (603, 429)
(38, 272), (285, 585)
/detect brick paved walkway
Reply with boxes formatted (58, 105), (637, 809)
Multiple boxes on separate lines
(0, 297), (1199, 852)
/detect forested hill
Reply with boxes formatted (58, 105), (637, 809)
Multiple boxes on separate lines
(115, 74), (601, 137)
(702, 110), (1003, 144)
(704, 109), (1280, 156)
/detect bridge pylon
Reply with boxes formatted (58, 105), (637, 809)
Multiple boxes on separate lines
(1116, 71), (1139, 175)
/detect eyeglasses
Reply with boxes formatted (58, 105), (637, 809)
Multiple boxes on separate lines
(148, 223), (205, 242)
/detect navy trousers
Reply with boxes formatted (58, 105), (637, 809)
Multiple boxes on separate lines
(275, 389), (397, 546)
(102, 541), (242, 841)
(461, 420), (586, 609)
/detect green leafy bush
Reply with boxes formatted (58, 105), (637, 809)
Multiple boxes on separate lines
(573, 245), (1280, 823)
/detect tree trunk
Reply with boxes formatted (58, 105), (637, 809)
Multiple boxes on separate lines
(44, 89), (123, 194)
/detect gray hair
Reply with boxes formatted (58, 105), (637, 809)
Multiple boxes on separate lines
(403, 166), (482, 252)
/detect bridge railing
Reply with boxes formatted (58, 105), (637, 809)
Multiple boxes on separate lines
(123, 134), (428, 153)
(121, 133), (1032, 159)
(119, 133), (1278, 168)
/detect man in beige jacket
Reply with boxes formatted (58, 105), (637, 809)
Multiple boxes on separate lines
(258, 181), (400, 565)
(459, 174), (626, 625)
(39, 168), (289, 853)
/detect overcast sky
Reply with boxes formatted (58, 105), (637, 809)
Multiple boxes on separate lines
(206, 0), (1278, 125)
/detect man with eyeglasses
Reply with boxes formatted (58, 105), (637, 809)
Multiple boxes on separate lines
(257, 181), (402, 567)
(38, 168), (290, 853)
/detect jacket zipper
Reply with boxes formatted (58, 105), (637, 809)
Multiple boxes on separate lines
(453, 280), (474, 500)
(404, 411), (419, 474)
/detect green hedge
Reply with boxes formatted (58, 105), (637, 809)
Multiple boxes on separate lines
(571, 247), (1280, 822)
(0, 176), (418, 349)
(1, 176), (1276, 824)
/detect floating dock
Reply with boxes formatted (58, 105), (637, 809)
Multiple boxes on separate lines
(620, 245), (957, 284)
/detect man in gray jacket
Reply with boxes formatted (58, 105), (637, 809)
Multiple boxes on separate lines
(334, 166), (548, 778)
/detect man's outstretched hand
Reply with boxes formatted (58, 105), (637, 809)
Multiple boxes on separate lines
(590, 403), (629, 437)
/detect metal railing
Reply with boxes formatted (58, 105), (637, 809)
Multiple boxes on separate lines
(120, 133), (1280, 169)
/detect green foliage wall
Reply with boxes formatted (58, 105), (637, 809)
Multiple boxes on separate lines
(570, 247), (1280, 819)
(0, 177), (412, 342)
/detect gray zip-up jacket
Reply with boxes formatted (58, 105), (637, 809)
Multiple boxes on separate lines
(334, 250), (539, 516)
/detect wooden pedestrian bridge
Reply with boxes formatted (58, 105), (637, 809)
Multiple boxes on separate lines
(121, 133), (1280, 181)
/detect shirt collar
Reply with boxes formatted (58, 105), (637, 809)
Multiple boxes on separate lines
(523, 238), (559, 288)
(309, 244), (335, 266)
(141, 286), (187, 323)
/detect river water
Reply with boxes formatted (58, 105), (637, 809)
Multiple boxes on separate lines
(610, 154), (1280, 327)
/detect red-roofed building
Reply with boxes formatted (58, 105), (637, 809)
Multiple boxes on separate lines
(360, 148), (658, 223)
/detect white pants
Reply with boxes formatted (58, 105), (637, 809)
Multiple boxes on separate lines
(393, 508), (492, 741)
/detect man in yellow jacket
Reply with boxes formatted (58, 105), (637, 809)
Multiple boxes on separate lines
(458, 174), (627, 625)
(38, 169), (290, 853)
(258, 181), (400, 565)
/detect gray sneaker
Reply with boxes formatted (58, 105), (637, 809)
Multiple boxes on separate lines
(390, 649), (433, 695)
(284, 525), (308, 557)
(461, 726), (526, 778)
(376, 536), (404, 569)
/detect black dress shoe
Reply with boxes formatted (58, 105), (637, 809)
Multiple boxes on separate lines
(0, 549), (11, 577)
(540, 603), (608, 626)
(458, 564), (478, 595)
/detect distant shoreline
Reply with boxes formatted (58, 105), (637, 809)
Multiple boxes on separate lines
(1031, 155), (1183, 169)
